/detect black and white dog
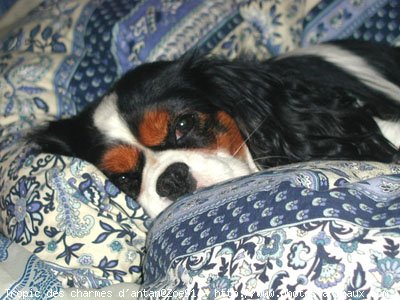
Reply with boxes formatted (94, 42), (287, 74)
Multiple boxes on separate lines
(31, 40), (400, 218)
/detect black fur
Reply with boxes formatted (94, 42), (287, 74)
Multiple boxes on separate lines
(177, 41), (400, 167)
(30, 40), (400, 194)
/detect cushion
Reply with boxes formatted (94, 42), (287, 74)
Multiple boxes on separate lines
(142, 161), (400, 299)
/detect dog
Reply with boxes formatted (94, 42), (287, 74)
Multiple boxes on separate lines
(30, 40), (400, 218)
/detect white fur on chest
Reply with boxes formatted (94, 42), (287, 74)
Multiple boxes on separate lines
(373, 118), (400, 148)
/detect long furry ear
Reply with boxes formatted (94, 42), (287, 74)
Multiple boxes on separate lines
(182, 55), (286, 154)
(186, 55), (283, 117)
(27, 108), (103, 163)
(28, 118), (80, 156)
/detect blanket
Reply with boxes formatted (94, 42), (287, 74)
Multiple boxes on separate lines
(1, 0), (400, 299)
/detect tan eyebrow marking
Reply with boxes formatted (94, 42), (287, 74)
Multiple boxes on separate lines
(101, 145), (140, 173)
(215, 111), (245, 157)
(139, 110), (170, 147)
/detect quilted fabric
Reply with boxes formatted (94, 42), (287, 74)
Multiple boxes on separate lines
(142, 161), (400, 299)
(302, 0), (400, 46)
(1, 0), (400, 298)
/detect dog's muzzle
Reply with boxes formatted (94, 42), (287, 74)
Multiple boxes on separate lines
(156, 162), (197, 200)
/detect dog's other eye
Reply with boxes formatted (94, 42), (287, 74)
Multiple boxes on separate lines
(110, 172), (141, 197)
(175, 114), (195, 141)
(115, 174), (129, 185)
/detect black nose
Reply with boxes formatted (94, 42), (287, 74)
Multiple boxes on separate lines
(156, 162), (197, 200)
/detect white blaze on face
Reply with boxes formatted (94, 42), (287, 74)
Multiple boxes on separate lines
(93, 93), (138, 145)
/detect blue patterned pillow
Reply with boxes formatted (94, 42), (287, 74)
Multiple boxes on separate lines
(142, 161), (400, 298)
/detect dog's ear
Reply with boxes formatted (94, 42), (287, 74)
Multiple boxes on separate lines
(29, 118), (80, 156)
(178, 55), (296, 167)
(28, 108), (103, 162)
(184, 55), (282, 119)
(184, 55), (284, 139)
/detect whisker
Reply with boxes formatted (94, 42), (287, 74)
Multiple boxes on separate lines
(252, 155), (292, 162)
(232, 119), (266, 157)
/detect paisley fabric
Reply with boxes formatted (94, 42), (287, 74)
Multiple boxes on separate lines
(142, 161), (400, 299)
(1, 0), (400, 299)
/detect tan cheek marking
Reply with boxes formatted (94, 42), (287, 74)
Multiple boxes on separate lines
(139, 110), (170, 146)
(215, 111), (246, 157)
(101, 145), (140, 173)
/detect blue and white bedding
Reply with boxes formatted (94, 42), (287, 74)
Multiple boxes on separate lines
(1, 0), (400, 299)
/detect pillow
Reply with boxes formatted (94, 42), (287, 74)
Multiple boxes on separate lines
(141, 161), (400, 298)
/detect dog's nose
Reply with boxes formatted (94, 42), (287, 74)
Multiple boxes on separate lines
(156, 162), (197, 200)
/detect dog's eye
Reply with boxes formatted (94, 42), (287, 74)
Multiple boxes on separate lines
(115, 174), (129, 185)
(110, 173), (141, 197)
(175, 114), (195, 141)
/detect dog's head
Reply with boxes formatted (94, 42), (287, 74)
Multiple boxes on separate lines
(32, 56), (268, 218)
